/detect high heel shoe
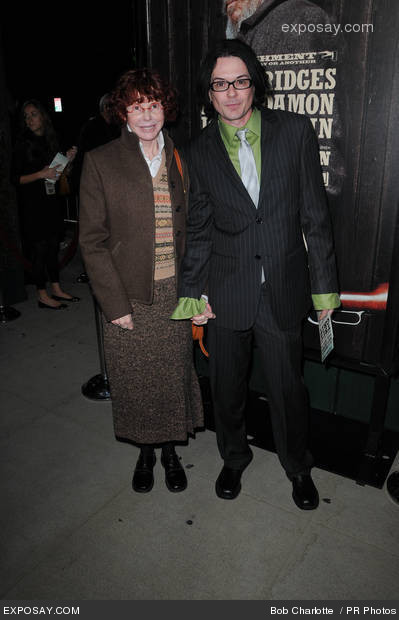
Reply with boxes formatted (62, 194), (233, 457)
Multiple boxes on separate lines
(52, 295), (80, 302)
(38, 301), (67, 310)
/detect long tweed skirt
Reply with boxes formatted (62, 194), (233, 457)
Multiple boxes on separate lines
(102, 276), (204, 444)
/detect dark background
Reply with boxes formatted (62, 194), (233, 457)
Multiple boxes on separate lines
(1, 3), (135, 145)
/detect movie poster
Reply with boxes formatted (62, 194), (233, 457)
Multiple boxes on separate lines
(224, 0), (399, 367)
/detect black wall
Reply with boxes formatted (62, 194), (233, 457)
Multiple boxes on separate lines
(132, 0), (225, 146)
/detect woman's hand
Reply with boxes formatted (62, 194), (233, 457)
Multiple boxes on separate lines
(40, 165), (58, 180)
(66, 146), (78, 162)
(111, 313), (134, 330)
(20, 165), (58, 185)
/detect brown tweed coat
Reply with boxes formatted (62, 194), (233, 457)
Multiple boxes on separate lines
(79, 127), (189, 321)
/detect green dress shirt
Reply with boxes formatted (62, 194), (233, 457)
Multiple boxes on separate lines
(219, 106), (262, 181)
(171, 108), (339, 319)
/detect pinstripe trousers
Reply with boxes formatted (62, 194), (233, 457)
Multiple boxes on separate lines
(208, 282), (314, 479)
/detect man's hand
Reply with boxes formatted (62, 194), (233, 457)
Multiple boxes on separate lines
(317, 309), (334, 321)
(191, 302), (215, 325)
(111, 313), (134, 330)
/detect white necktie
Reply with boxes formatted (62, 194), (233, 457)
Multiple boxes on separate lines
(236, 128), (260, 207)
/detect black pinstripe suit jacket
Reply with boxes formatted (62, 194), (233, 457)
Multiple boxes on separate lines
(179, 107), (338, 330)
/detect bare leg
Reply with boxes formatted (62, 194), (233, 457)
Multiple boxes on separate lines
(50, 282), (76, 300)
(37, 288), (62, 308)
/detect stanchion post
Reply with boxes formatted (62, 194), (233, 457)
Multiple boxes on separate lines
(0, 268), (20, 323)
(386, 471), (399, 504)
(81, 292), (111, 400)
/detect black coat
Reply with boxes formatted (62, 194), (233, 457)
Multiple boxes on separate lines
(12, 132), (63, 241)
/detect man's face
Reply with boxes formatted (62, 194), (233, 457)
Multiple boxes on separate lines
(209, 56), (255, 127)
(224, 0), (263, 37)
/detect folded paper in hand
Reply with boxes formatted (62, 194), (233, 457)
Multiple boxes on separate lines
(45, 152), (69, 183)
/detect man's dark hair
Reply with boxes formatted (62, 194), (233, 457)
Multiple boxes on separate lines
(198, 39), (270, 119)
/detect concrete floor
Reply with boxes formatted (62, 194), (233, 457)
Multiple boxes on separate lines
(1, 254), (399, 601)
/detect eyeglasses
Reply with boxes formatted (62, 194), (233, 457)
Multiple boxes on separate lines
(209, 78), (253, 92)
(126, 102), (163, 116)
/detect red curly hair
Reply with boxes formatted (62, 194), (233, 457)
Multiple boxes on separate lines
(110, 68), (178, 124)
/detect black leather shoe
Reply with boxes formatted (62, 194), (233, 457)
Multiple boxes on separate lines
(292, 474), (319, 510)
(52, 295), (80, 302)
(132, 452), (156, 493)
(161, 453), (187, 492)
(38, 301), (67, 310)
(215, 466), (243, 500)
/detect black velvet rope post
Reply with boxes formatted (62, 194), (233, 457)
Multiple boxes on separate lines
(0, 265), (20, 323)
(81, 291), (111, 401)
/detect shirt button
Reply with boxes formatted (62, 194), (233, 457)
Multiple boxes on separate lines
(175, 205), (182, 212)
(256, 216), (263, 224)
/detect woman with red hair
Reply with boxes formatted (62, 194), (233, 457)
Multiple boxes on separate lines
(79, 69), (203, 494)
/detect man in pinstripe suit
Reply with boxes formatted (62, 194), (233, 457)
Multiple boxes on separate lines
(175, 39), (340, 509)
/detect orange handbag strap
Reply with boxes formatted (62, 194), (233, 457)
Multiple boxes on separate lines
(174, 148), (209, 358)
(191, 324), (209, 358)
(174, 147), (183, 178)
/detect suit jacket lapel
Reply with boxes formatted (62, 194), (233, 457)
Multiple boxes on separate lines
(206, 120), (256, 210)
(205, 110), (280, 211)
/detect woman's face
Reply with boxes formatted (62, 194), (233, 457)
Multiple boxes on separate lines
(24, 104), (44, 136)
(126, 97), (165, 143)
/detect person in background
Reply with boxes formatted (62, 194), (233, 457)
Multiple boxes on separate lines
(79, 69), (203, 494)
(72, 93), (121, 284)
(12, 99), (78, 309)
(71, 93), (120, 194)
(224, 0), (264, 38)
(173, 39), (339, 509)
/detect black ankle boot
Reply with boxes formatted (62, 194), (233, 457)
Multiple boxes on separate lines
(132, 448), (156, 493)
(161, 445), (187, 492)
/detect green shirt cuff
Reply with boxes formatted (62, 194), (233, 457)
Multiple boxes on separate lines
(170, 297), (206, 319)
(312, 293), (341, 311)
